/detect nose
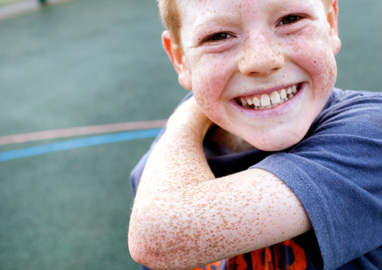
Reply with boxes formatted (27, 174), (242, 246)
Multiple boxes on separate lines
(238, 35), (285, 76)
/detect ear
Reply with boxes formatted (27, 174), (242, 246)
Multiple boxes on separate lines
(327, 0), (341, 55)
(162, 31), (192, 90)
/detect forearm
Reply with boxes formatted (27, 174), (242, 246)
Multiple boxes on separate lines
(129, 99), (217, 269)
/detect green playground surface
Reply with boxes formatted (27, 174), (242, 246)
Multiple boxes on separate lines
(0, 0), (22, 5)
(0, 0), (381, 269)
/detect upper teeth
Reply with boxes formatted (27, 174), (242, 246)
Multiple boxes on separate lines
(261, 94), (270, 107)
(240, 85), (298, 109)
(253, 97), (260, 107)
(270, 91), (280, 104)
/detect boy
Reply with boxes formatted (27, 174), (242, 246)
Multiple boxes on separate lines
(128, 0), (382, 269)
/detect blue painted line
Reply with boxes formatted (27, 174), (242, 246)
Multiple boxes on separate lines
(0, 128), (161, 161)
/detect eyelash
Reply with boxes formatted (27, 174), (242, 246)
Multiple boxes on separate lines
(201, 14), (305, 43)
(278, 14), (305, 26)
(204, 32), (234, 43)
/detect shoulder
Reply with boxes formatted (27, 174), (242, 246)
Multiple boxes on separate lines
(322, 88), (382, 114)
(328, 87), (382, 102)
(307, 88), (382, 138)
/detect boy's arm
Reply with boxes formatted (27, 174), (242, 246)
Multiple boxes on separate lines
(128, 97), (312, 270)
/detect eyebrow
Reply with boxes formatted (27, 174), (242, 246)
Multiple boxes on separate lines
(192, 14), (243, 33)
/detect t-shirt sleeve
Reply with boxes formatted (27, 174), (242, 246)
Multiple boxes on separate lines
(252, 91), (382, 270)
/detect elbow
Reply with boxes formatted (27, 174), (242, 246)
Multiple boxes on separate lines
(127, 216), (176, 270)
(128, 219), (195, 270)
(128, 227), (160, 269)
(129, 198), (198, 269)
(128, 231), (186, 270)
(128, 239), (156, 269)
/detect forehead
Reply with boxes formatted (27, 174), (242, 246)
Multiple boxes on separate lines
(177, 0), (324, 25)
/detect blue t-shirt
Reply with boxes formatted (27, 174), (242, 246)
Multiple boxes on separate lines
(130, 88), (382, 270)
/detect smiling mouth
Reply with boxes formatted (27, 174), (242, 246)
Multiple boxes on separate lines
(236, 83), (302, 110)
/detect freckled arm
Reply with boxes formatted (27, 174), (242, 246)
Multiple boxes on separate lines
(128, 98), (312, 270)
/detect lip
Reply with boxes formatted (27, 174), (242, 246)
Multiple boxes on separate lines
(230, 82), (307, 119)
(235, 83), (300, 99)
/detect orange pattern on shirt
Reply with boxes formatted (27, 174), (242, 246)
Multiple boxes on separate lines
(193, 239), (307, 270)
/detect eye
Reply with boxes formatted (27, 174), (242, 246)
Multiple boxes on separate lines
(206, 32), (232, 42)
(279, 15), (303, 25)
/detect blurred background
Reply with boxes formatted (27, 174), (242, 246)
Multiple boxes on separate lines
(0, 0), (381, 269)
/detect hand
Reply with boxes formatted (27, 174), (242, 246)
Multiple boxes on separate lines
(166, 97), (214, 140)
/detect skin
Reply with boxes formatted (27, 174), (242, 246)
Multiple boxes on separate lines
(164, 0), (340, 151)
(129, 0), (341, 269)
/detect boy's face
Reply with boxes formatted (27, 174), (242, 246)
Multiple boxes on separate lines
(164, 0), (341, 151)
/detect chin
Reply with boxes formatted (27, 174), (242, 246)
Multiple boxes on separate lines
(252, 138), (301, 152)
(241, 125), (309, 152)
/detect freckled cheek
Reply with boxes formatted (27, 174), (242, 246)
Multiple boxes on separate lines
(291, 38), (337, 96)
(191, 59), (232, 122)
(308, 51), (337, 101)
(193, 81), (225, 123)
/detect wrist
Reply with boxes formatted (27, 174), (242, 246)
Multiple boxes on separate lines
(166, 97), (213, 140)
